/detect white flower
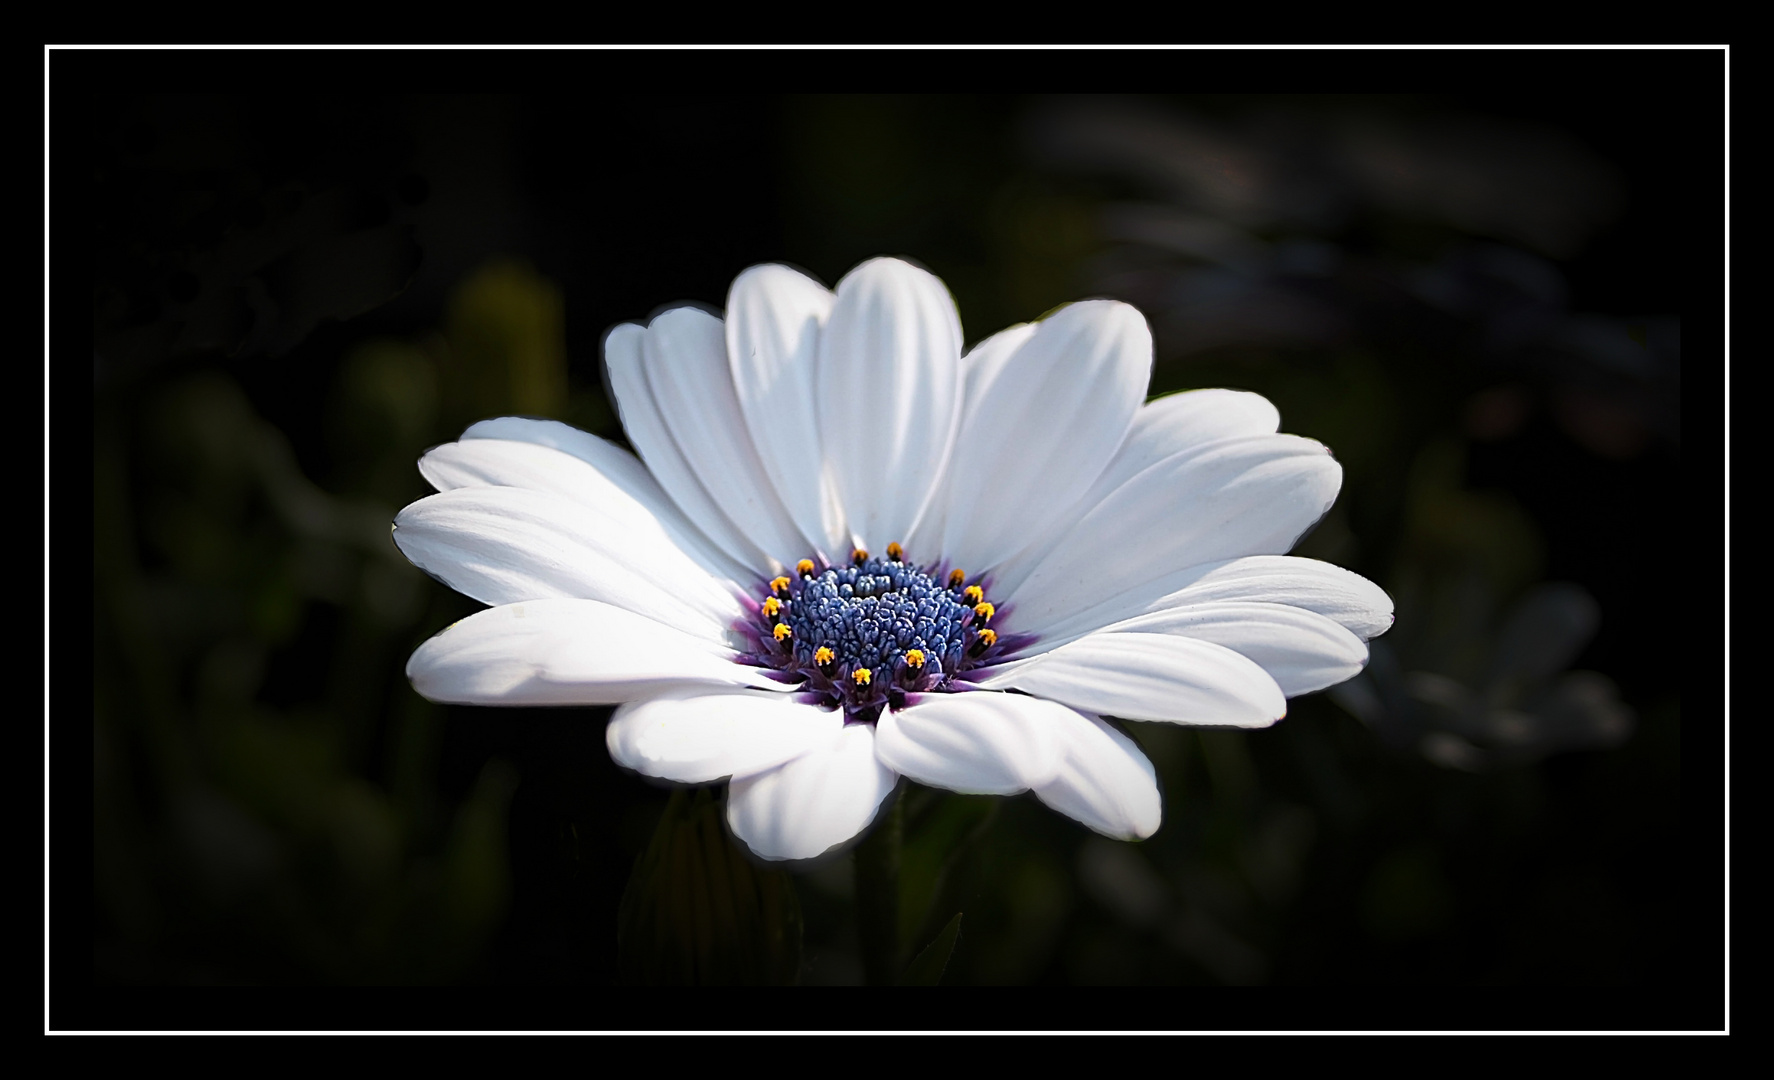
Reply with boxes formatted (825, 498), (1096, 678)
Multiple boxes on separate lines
(395, 257), (1392, 861)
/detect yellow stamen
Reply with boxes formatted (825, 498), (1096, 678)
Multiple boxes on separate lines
(948, 569), (966, 588)
(852, 547), (869, 565)
(963, 585), (984, 605)
(973, 602), (995, 624)
(976, 628), (997, 648)
(886, 542), (904, 561)
(852, 667), (873, 686)
(770, 575), (791, 596)
(773, 623), (792, 642)
(815, 646), (835, 667)
(905, 649), (926, 669)
(761, 596), (781, 618)
(796, 559), (816, 577)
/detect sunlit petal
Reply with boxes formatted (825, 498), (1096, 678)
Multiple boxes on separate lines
(727, 724), (900, 861)
(875, 690), (1068, 795)
(1034, 712), (1162, 840)
(407, 598), (776, 706)
(816, 257), (963, 550)
(608, 688), (844, 784)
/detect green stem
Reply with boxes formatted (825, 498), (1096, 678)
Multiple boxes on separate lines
(853, 785), (904, 986)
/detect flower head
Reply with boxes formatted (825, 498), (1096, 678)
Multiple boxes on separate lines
(395, 257), (1392, 861)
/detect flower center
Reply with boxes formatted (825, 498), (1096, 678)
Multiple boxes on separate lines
(744, 544), (1006, 722)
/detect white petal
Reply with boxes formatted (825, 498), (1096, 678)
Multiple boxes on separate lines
(726, 724), (900, 861)
(989, 389), (1281, 593)
(816, 257), (963, 552)
(982, 631), (1287, 727)
(457, 416), (659, 491)
(935, 301), (1150, 575)
(1033, 712), (1162, 840)
(392, 485), (740, 640)
(1025, 554), (1395, 646)
(874, 690), (1067, 795)
(640, 307), (812, 569)
(1001, 434), (1343, 631)
(606, 689), (844, 785)
(961, 322), (1041, 408)
(421, 427), (751, 586)
(1088, 388), (1281, 498)
(605, 321), (777, 575)
(406, 598), (775, 706)
(901, 321), (1036, 560)
(1096, 602), (1369, 698)
(726, 264), (848, 560)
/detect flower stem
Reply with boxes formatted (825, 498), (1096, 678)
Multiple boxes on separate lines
(853, 785), (904, 986)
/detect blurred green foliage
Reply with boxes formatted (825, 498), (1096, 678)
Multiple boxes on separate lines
(437, 259), (567, 429)
(94, 256), (575, 983)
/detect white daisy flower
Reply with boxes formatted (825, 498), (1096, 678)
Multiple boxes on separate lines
(395, 257), (1392, 862)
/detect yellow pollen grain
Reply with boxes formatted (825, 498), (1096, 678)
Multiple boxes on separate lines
(963, 585), (984, 605)
(773, 623), (792, 641)
(948, 569), (966, 588)
(761, 597), (781, 617)
(976, 628), (997, 648)
(815, 646), (834, 666)
(905, 649), (925, 669)
(973, 602), (995, 624)
(770, 576), (791, 595)
(886, 542), (904, 561)
(852, 548), (869, 564)
(796, 559), (816, 577)
(852, 667), (873, 686)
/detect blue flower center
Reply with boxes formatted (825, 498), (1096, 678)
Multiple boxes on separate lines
(745, 545), (1007, 722)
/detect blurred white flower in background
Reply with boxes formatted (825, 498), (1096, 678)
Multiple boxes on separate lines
(1332, 582), (1633, 770)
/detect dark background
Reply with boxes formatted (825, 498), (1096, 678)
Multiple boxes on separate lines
(76, 53), (1722, 1027)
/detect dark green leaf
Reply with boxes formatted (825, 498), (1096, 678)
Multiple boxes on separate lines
(898, 793), (996, 952)
(896, 912), (962, 986)
(617, 787), (803, 985)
